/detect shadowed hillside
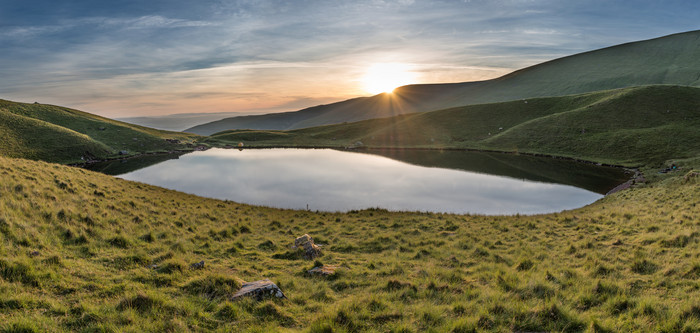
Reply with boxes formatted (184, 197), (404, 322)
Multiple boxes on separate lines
(0, 100), (200, 163)
(187, 30), (700, 134)
(205, 85), (700, 166)
(351, 149), (630, 195)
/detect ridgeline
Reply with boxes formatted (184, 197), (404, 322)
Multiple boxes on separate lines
(186, 30), (700, 134)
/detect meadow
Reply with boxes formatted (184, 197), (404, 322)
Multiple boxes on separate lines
(0, 152), (698, 332)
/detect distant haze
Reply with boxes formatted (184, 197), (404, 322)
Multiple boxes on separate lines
(1, 1), (699, 118)
(117, 111), (268, 131)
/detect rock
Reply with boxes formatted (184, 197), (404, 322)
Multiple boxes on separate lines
(190, 260), (205, 270)
(294, 234), (322, 259)
(232, 279), (286, 300)
(118, 150), (129, 155)
(29, 251), (40, 257)
(307, 264), (339, 277)
(98, 126), (106, 131)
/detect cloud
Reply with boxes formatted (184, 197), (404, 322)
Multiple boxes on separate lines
(0, 0), (699, 117)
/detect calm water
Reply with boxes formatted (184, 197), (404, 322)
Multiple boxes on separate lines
(88, 148), (629, 215)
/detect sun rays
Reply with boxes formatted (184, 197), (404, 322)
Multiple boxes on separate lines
(361, 62), (417, 95)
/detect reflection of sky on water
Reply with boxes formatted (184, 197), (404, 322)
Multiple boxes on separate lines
(117, 148), (602, 215)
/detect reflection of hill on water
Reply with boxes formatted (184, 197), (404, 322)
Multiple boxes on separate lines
(80, 153), (188, 176)
(353, 149), (630, 195)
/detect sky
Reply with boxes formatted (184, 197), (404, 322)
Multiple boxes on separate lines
(0, 0), (698, 118)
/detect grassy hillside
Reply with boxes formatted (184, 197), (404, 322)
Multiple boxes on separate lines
(0, 99), (200, 163)
(186, 30), (700, 134)
(205, 85), (700, 166)
(0, 152), (698, 332)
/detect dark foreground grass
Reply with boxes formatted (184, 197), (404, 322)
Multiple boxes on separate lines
(0, 155), (698, 332)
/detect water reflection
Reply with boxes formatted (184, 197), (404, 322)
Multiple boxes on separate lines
(82, 153), (186, 175)
(110, 148), (613, 215)
(351, 149), (630, 194)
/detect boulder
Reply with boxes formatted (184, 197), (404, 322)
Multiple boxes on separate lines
(307, 264), (339, 277)
(294, 234), (322, 259)
(190, 260), (205, 270)
(231, 279), (286, 300)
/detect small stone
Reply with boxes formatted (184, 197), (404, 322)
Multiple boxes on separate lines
(294, 234), (322, 260)
(29, 251), (40, 257)
(190, 260), (205, 270)
(294, 234), (313, 247)
(232, 279), (286, 300)
(307, 264), (339, 277)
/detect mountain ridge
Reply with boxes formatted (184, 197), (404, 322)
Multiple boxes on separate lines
(186, 30), (700, 135)
(204, 85), (700, 166)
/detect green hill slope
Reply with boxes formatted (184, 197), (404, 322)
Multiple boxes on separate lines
(0, 99), (200, 163)
(187, 30), (700, 134)
(1, 149), (699, 332)
(205, 85), (700, 166)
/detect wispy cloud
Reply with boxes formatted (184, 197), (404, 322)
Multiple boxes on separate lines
(0, 0), (698, 117)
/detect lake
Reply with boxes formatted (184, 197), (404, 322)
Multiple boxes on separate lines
(84, 148), (630, 215)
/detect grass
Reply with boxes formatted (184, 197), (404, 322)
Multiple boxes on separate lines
(0, 152), (698, 332)
(0, 99), (200, 164)
(204, 85), (700, 166)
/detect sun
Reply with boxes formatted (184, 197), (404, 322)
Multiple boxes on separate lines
(361, 63), (417, 95)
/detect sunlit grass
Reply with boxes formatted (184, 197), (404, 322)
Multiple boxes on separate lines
(0, 154), (698, 332)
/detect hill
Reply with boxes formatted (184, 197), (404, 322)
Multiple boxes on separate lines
(205, 85), (700, 166)
(186, 30), (700, 135)
(1, 149), (699, 332)
(0, 99), (200, 163)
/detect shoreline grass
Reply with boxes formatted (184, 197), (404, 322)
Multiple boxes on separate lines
(0, 154), (698, 332)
